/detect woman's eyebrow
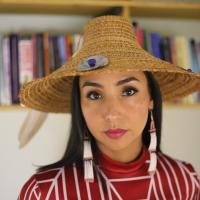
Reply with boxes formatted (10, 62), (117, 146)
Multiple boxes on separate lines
(116, 76), (140, 86)
(82, 81), (102, 88)
(82, 76), (140, 88)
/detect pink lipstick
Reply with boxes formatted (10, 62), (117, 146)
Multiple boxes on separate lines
(104, 128), (127, 139)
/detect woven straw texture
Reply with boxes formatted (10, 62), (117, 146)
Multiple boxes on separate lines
(19, 15), (200, 113)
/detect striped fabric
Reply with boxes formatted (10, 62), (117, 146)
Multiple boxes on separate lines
(18, 148), (200, 200)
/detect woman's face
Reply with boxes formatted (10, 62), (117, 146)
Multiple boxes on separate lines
(79, 71), (153, 160)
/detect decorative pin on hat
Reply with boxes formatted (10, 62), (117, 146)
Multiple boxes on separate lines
(77, 55), (109, 71)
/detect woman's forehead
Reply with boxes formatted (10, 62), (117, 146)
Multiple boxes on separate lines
(79, 71), (147, 84)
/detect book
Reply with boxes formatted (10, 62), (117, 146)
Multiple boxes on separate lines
(57, 34), (67, 65)
(2, 36), (12, 105)
(169, 36), (177, 65)
(49, 34), (56, 72)
(133, 21), (143, 47)
(196, 40), (200, 72)
(150, 32), (162, 59)
(31, 34), (37, 79)
(36, 33), (44, 77)
(43, 32), (50, 76)
(18, 35), (34, 87)
(65, 35), (73, 58)
(9, 33), (20, 104)
(0, 35), (3, 105)
(142, 29), (149, 51)
(53, 35), (61, 69)
(146, 31), (153, 54)
(160, 36), (172, 63)
(174, 36), (191, 69)
(188, 38), (199, 73)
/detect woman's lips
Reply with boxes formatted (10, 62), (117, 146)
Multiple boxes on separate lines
(104, 128), (127, 139)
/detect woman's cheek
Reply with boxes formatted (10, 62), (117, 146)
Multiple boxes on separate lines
(126, 98), (150, 119)
(82, 105), (100, 125)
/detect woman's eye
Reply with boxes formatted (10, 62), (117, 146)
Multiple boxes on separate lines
(86, 91), (102, 100)
(122, 87), (137, 96)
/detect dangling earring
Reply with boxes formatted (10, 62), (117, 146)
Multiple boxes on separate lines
(148, 110), (157, 175)
(83, 128), (94, 182)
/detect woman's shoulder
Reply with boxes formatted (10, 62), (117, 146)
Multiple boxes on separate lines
(156, 151), (200, 196)
(18, 164), (82, 200)
(157, 151), (199, 177)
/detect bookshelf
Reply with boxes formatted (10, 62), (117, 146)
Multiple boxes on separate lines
(0, 0), (199, 19)
(128, 1), (200, 19)
(0, 105), (26, 111)
(0, 0), (200, 110)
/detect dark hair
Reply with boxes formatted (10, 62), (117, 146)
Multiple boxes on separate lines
(143, 71), (162, 152)
(38, 71), (162, 171)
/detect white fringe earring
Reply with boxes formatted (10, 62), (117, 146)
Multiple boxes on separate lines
(83, 129), (94, 182)
(148, 110), (157, 175)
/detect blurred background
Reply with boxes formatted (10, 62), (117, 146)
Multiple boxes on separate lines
(0, 0), (200, 199)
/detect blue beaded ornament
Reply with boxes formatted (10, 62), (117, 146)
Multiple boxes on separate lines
(187, 68), (193, 72)
(87, 59), (96, 67)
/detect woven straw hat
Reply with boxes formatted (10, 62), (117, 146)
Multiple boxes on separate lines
(20, 15), (200, 113)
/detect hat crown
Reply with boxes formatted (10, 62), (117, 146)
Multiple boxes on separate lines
(82, 16), (138, 48)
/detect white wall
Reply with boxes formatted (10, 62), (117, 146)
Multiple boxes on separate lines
(0, 14), (200, 200)
(162, 107), (200, 173)
(132, 17), (200, 37)
(0, 14), (91, 34)
(0, 110), (70, 199)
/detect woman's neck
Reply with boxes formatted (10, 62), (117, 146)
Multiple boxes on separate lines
(98, 138), (143, 163)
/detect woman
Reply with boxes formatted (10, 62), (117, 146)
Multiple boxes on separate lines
(18, 15), (200, 199)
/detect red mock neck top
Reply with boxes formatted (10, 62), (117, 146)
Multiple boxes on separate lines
(18, 147), (200, 200)
(98, 147), (149, 178)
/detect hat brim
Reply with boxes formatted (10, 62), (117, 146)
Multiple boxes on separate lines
(19, 49), (200, 113)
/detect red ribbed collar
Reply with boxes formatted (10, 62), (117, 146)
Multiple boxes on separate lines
(98, 147), (149, 178)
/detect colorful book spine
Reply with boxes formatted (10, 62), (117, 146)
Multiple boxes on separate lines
(0, 35), (4, 105)
(18, 35), (34, 87)
(174, 36), (194, 104)
(160, 36), (172, 63)
(58, 35), (67, 65)
(169, 37), (177, 65)
(36, 33), (44, 78)
(196, 41), (200, 72)
(174, 36), (191, 69)
(1, 36), (12, 105)
(53, 35), (60, 69)
(66, 35), (73, 57)
(43, 32), (50, 76)
(150, 32), (162, 59)
(146, 31), (152, 54)
(49, 34), (56, 72)
(31, 34), (37, 79)
(133, 22), (143, 47)
(9, 33), (20, 104)
(142, 29), (149, 52)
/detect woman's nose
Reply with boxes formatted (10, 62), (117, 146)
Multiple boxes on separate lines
(104, 112), (119, 122)
(102, 98), (122, 122)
